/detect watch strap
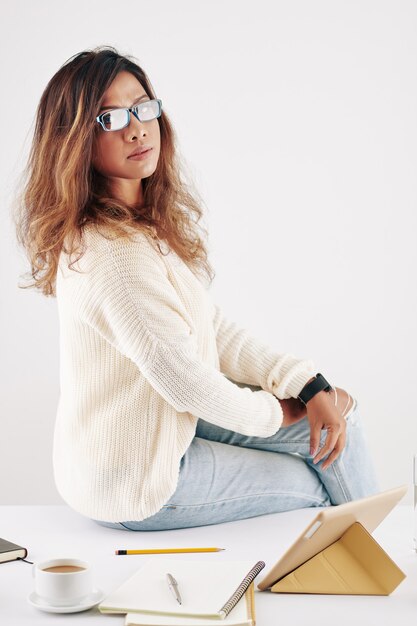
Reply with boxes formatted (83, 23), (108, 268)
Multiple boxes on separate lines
(297, 373), (333, 405)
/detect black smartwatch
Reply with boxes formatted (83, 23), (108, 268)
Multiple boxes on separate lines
(297, 373), (333, 405)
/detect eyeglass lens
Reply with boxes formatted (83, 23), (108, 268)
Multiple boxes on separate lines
(102, 100), (160, 131)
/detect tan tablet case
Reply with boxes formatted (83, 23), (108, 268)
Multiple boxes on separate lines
(258, 485), (407, 595)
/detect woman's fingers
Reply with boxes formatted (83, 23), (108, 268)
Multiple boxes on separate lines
(313, 425), (347, 468)
(312, 424), (342, 465)
(309, 423), (323, 456)
(321, 431), (346, 470)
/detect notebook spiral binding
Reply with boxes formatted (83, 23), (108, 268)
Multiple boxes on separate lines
(219, 560), (266, 618)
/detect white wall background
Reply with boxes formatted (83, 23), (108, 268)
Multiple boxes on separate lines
(1, 0), (416, 505)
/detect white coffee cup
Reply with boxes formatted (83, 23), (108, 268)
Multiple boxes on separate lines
(32, 558), (93, 606)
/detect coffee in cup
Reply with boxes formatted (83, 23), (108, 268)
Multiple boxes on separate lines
(32, 558), (93, 606)
(42, 565), (86, 573)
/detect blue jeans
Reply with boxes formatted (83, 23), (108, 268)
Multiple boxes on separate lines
(93, 392), (380, 531)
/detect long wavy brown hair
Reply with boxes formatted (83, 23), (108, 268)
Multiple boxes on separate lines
(13, 45), (215, 297)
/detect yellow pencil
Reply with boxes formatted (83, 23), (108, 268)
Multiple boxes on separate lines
(115, 547), (225, 555)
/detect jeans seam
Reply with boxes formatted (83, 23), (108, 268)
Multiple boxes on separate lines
(327, 457), (352, 502)
(205, 441), (217, 499)
(163, 490), (327, 508)
(246, 440), (310, 445)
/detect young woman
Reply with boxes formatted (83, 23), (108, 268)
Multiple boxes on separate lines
(15, 46), (379, 531)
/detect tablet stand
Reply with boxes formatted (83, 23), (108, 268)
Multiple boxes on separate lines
(271, 522), (405, 595)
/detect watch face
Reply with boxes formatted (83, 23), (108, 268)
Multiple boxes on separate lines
(317, 373), (330, 387)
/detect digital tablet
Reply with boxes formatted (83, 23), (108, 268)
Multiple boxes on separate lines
(257, 484), (408, 591)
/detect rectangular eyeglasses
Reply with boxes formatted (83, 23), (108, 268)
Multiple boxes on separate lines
(96, 98), (162, 131)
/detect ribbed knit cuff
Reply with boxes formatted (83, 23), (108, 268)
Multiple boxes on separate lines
(267, 355), (316, 399)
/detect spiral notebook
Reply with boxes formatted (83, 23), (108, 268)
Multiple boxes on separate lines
(98, 559), (264, 620)
(124, 585), (255, 626)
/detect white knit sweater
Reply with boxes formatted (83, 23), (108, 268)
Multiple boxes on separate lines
(53, 225), (316, 522)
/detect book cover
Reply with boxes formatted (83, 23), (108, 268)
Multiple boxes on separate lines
(0, 538), (28, 564)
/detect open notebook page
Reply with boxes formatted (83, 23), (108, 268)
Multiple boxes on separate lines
(99, 559), (259, 619)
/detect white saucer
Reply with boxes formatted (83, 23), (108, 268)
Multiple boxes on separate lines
(28, 588), (105, 613)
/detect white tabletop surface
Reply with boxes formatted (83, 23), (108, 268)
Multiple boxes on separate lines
(1, 504), (416, 625)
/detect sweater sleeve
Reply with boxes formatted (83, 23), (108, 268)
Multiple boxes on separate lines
(212, 302), (316, 399)
(79, 233), (284, 437)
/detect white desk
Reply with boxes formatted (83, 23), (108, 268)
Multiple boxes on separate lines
(1, 504), (416, 625)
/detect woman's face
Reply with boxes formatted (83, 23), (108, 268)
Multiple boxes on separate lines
(92, 70), (161, 196)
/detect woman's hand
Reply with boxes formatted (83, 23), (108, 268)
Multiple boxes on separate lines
(307, 387), (352, 470)
(278, 387), (353, 471)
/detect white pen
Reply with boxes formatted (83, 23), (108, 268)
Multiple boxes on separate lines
(166, 572), (182, 605)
